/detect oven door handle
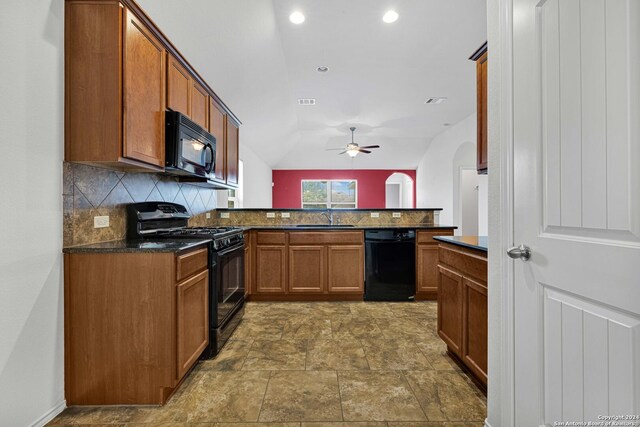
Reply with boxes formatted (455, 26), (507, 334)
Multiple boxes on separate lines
(216, 241), (244, 256)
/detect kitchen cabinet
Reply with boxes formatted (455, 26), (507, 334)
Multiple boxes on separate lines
(436, 240), (488, 387)
(167, 54), (191, 117)
(209, 99), (227, 183)
(416, 229), (454, 300)
(65, 2), (165, 170)
(64, 245), (209, 405)
(176, 269), (208, 379)
(190, 81), (209, 129)
(244, 231), (251, 297)
(65, 0), (241, 182)
(470, 42), (488, 174)
(249, 230), (364, 300)
(226, 118), (240, 186)
(289, 246), (326, 293)
(327, 245), (364, 293)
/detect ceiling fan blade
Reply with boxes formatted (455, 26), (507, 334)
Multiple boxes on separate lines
(358, 149), (372, 154)
(358, 145), (380, 149)
(338, 151), (347, 155)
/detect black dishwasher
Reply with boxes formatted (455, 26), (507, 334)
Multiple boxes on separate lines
(364, 229), (416, 301)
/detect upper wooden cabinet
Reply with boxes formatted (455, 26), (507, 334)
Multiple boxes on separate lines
(65, 0), (241, 181)
(209, 99), (227, 183)
(166, 55), (191, 117)
(190, 81), (209, 129)
(226, 118), (240, 186)
(470, 43), (488, 174)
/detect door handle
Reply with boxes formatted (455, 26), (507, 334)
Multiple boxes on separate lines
(507, 244), (531, 261)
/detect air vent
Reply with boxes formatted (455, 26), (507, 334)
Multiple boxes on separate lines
(297, 98), (316, 106)
(424, 97), (447, 104)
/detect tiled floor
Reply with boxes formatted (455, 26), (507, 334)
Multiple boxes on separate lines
(48, 302), (486, 427)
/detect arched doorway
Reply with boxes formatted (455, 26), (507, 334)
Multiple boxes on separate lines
(385, 172), (414, 208)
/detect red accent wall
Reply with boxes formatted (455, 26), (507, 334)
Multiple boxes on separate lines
(272, 170), (417, 209)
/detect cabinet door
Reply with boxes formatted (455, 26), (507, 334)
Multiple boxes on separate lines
(327, 245), (364, 293)
(289, 246), (326, 293)
(463, 277), (488, 385)
(437, 265), (463, 356)
(122, 8), (165, 167)
(476, 51), (488, 172)
(226, 118), (239, 186)
(416, 245), (439, 298)
(176, 270), (209, 379)
(190, 81), (208, 129)
(255, 246), (286, 293)
(166, 54), (190, 116)
(209, 99), (227, 183)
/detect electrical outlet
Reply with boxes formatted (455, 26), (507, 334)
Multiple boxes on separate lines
(370, 212), (380, 218)
(220, 212), (230, 219)
(266, 212), (276, 218)
(281, 212), (290, 218)
(392, 212), (402, 218)
(93, 215), (109, 228)
(205, 212), (211, 219)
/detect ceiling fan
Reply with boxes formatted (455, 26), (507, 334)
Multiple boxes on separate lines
(326, 127), (380, 157)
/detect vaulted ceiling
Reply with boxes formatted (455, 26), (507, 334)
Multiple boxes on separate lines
(137, 0), (487, 169)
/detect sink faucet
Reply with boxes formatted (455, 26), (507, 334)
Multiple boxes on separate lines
(320, 210), (334, 225)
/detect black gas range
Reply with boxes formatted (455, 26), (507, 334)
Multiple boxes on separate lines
(126, 202), (245, 358)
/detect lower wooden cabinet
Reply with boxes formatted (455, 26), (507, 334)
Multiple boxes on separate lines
(249, 230), (364, 300)
(64, 245), (209, 405)
(289, 246), (326, 293)
(327, 245), (364, 293)
(255, 245), (287, 293)
(437, 265), (463, 355)
(416, 229), (454, 299)
(176, 269), (209, 379)
(436, 242), (488, 387)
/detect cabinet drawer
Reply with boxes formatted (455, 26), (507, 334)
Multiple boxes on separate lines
(438, 245), (487, 284)
(256, 231), (286, 245)
(417, 230), (453, 244)
(176, 247), (208, 282)
(288, 231), (363, 245)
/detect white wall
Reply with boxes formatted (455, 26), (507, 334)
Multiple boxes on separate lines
(416, 114), (489, 234)
(240, 144), (272, 208)
(0, 0), (66, 425)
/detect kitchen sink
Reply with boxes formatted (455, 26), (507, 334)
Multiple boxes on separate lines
(294, 224), (355, 228)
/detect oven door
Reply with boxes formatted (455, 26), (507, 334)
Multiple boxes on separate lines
(212, 241), (245, 327)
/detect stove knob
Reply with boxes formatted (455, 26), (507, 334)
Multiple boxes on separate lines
(225, 238), (231, 247)
(213, 240), (219, 250)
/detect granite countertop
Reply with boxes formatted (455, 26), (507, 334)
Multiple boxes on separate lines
(63, 239), (211, 254)
(433, 235), (488, 252)
(241, 224), (457, 231)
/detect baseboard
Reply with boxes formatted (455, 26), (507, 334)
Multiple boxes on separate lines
(484, 418), (493, 427)
(31, 400), (66, 427)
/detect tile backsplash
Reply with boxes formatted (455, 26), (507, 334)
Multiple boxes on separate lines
(63, 162), (218, 247)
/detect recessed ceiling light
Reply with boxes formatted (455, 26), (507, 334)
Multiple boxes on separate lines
(382, 10), (399, 23)
(316, 66), (330, 72)
(289, 11), (305, 24)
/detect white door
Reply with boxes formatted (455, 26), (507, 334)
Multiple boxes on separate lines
(513, 0), (640, 425)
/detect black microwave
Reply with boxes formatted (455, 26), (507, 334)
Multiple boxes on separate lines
(165, 111), (216, 179)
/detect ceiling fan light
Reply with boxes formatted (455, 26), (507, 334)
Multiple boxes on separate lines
(347, 149), (359, 158)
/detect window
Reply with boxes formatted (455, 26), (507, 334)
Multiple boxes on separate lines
(301, 180), (357, 209)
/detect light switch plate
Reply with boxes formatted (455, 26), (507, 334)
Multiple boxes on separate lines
(220, 212), (230, 219)
(205, 212), (211, 219)
(266, 212), (276, 218)
(93, 215), (109, 228)
(281, 212), (291, 218)
(392, 212), (402, 218)
(370, 212), (380, 218)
